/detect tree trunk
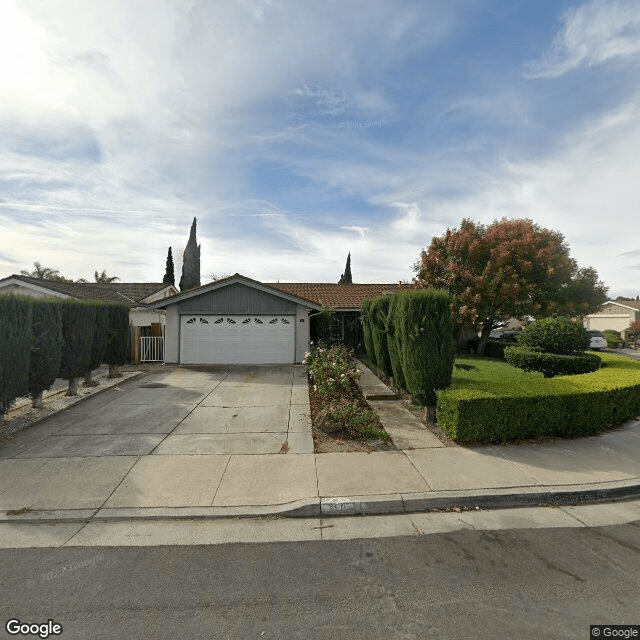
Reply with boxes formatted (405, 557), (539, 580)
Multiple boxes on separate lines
(31, 391), (43, 409)
(83, 372), (98, 387)
(424, 406), (437, 424)
(66, 377), (78, 396)
(475, 319), (494, 357)
(108, 364), (122, 378)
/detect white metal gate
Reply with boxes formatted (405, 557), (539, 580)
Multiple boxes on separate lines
(140, 336), (165, 362)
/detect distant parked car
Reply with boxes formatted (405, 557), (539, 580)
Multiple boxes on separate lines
(587, 330), (608, 351)
(489, 329), (519, 343)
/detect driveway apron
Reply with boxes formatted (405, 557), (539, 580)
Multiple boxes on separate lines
(0, 365), (316, 512)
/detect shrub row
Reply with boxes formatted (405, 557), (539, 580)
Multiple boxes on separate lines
(504, 346), (602, 378)
(437, 354), (640, 442)
(0, 296), (129, 416)
(361, 289), (454, 406)
(483, 340), (509, 360)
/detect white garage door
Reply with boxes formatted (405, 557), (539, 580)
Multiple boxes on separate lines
(180, 315), (295, 364)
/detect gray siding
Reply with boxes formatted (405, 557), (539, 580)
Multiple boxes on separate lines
(178, 283), (297, 315)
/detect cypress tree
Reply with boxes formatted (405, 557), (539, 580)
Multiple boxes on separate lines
(83, 302), (111, 387)
(370, 296), (392, 376)
(104, 304), (130, 378)
(0, 296), (32, 419)
(58, 301), (96, 395)
(163, 247), (175, 286)
(28, 300), (64, 408)
(395, 289), (454, 408)
(179, 218), (201, 291)
(338, 252), (353, 284)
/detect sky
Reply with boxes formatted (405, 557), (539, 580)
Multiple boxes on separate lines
(1, 0), (639, 297)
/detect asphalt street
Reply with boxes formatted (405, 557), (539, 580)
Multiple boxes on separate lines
(2, 518), (639, 640)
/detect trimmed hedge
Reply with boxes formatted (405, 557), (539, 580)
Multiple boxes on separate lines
(386, 294), (406, 390)
(84, 302), (111, 383)
(370, 296), (392, 377)
(437, 353), (640, 443)
(58, 301), (96, 383)
(504, 346), (601, 378)
(28, 299), (64, 406)
(483, 340), (509, 360)
(0, 296), (32, 415)
(104, 304), (130, 368)
(517, 316), (589, 354)
(360, 299), (377, 368)
(395, 288), (455, 406)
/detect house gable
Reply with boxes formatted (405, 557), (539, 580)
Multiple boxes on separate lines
(178, 282), (298, 315)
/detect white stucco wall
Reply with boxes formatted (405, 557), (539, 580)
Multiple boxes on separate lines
(585, 314), (635, 333)
(129, 308), (167, 327)
(163, 305), (180, 364)
(295, 305), (311, 363)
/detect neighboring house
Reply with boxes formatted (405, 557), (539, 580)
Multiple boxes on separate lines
(0, 275), (178, 361)
(269, 281), (412, 351)
(146, 274), (322, 365)
(584, 300), (640, 337)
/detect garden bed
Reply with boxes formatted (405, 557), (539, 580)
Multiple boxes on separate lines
(305, 344), (395, 453)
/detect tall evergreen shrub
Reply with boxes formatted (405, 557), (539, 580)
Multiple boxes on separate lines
(104, 304), (130, 377)
(361, 299), (377, 367)
(370, 296), (392, 376)
(0, 296), (32, 418)
(83, 302), (111, 386)
(395, 289), (455, 406)
(386, 294), (406, 390)
(58, 300), (96, 395)
(28, 300), (63, 408)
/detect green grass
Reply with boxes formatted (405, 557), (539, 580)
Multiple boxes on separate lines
(450, 352), (640, 397)
(436, 352), (640, 442)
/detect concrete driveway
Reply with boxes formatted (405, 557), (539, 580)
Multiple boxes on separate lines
(6, 365), (312, 459)
(0, 365), (318, 516)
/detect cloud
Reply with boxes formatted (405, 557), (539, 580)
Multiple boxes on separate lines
(525, 0), (640, 79)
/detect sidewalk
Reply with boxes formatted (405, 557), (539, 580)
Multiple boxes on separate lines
(1, 360), (640, 524)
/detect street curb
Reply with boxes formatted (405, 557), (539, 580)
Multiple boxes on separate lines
(3, 480), (639, 524)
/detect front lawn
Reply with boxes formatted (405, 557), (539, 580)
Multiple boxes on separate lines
(437, 353), (640, 443)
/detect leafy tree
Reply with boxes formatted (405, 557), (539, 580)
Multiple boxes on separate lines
(0, 296), (32, 419)
(338, 252), (353, 284)
(179, 217), (201, 291)
(21, 262), (60, 280)
(163, 247), (175, 286)
(414, 218), (608, 356)
(627, 320), (640, 348)
(93, 270), (119, 283)
(20, 262), (74, 283)
(28, 300), (64, 408)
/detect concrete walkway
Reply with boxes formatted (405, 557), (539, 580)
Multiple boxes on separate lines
(1, 361), (640, 526)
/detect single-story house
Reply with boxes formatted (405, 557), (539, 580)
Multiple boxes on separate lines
(0, 275), (178, 361)
(146, 274), (411, 365)
(584, 300), (640, 337)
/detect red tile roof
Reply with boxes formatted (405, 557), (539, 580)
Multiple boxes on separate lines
(268, 282), (413, 310)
